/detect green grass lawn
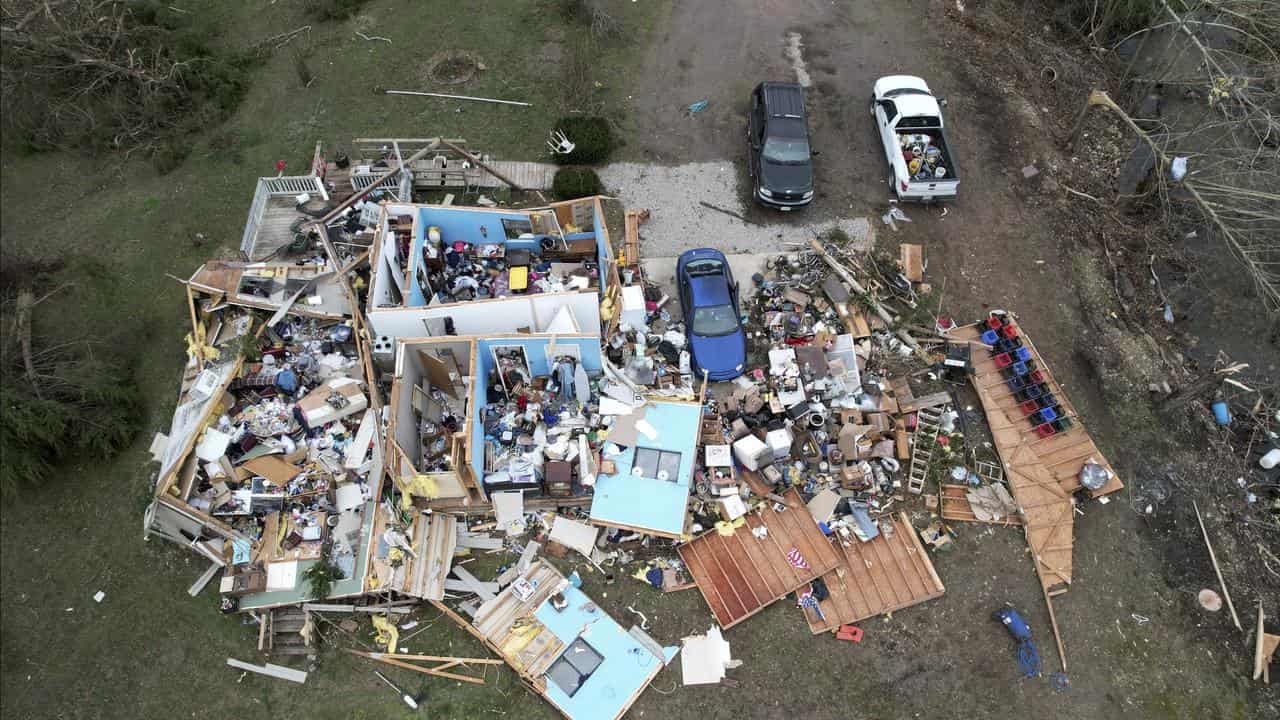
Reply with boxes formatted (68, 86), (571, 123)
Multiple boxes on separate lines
(0, 2), (665, 718)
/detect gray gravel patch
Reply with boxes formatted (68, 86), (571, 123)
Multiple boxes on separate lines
(599, 161), (871, 257)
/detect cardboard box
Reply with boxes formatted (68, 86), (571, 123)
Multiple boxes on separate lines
(838, 423), (874, 459)
(719, 494), (748, 521)
(298, 378), (367, 427)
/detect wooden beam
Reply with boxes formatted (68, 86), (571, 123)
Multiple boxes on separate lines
(1193, 500), (1242, 631)
(345, 650), (487, 685)
(367, 653), (503, 665)
(227, 658), (307, 684)
(315, 141), (439, 226)
(188, 562), (222, 597)
(439, 139), (523, 190)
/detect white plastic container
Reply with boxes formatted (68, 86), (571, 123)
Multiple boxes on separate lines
(1261, 448), (1280, 470)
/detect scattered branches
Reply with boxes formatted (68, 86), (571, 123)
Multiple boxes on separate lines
(1074, 1), (1280, 313)
(0, 0), (249, 155)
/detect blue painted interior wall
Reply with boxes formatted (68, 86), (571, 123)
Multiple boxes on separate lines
(534, 583), (677, 719)
(471, 336), (604, 484)
(404, 203), (612, 307)
(593, 202), (612, 284)
(590, 401), (699, 536)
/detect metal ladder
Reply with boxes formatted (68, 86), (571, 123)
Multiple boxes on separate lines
(907, 406), (945, 494)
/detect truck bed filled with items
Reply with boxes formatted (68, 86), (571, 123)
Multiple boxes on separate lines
(896, 130), (955, 182)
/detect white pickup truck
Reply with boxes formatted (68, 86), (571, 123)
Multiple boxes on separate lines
(871, 75), (959, 203)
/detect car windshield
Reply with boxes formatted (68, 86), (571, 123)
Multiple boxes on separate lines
(691, 304), (739, 337)
(762, 137), (810, 164)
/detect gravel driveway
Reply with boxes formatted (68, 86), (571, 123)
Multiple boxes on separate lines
(599, 160), (870, 257)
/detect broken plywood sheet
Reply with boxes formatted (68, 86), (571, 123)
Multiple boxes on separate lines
(681, 626), (733, 685)
(900, 243), (924, 283)
(548, 516), (598, 558)
(678, 489), (841, 629)
(473, 561), (567, 642)
(404, 513), (457, 600)
(802, 512), (945, 634)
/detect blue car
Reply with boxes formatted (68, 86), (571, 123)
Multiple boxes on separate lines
(677, 249), (747, 381)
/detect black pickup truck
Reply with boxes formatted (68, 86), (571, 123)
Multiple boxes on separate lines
(747, 81), (814, 210)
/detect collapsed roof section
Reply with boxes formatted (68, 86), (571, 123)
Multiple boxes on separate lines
(440, 560), (677, 720)
(187, 260), (350, 320)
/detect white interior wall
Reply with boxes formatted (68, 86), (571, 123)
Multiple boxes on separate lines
(368, 221), (399, 310)
(368, 292), (600, 341)
(393, 355), (422, 456)
(531, 292), (600, 332)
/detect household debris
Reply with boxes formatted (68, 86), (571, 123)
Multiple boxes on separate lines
(681, 626), (736, 685)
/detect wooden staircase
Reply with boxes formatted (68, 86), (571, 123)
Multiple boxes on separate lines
(260, 606), (313, 658)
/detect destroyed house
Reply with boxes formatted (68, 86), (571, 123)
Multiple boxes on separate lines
(382, 334), (606, 508)
(145, 290), (385, 611)
(365, 196), (610, 341)
(450, 560), (677, 720)
(471, 335), (605, 501)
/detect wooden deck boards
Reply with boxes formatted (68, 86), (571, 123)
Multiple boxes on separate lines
(802, 513), (945, 633)
(950, 322), (1123, 498)
(249, 198), (304, 261)
(949, 319), (1123, 597)
(477, 161), (557, 190)
(678, 489), (841, 629)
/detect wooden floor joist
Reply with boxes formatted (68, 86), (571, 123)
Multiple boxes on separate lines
(803, 512), (945, 633)
(679, 489), (841, 629)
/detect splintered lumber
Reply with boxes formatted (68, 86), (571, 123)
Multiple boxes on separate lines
(809, 238), (929, 361)
(1256, 603), (1279, 683)
(451, 565), (497, 602)
(444, 578), (501, 595)
(1193, 501), (1242, 631)
(227, 658), (308, 684)
(372, 653), (503, 665)
(345, 650), (488, 685)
